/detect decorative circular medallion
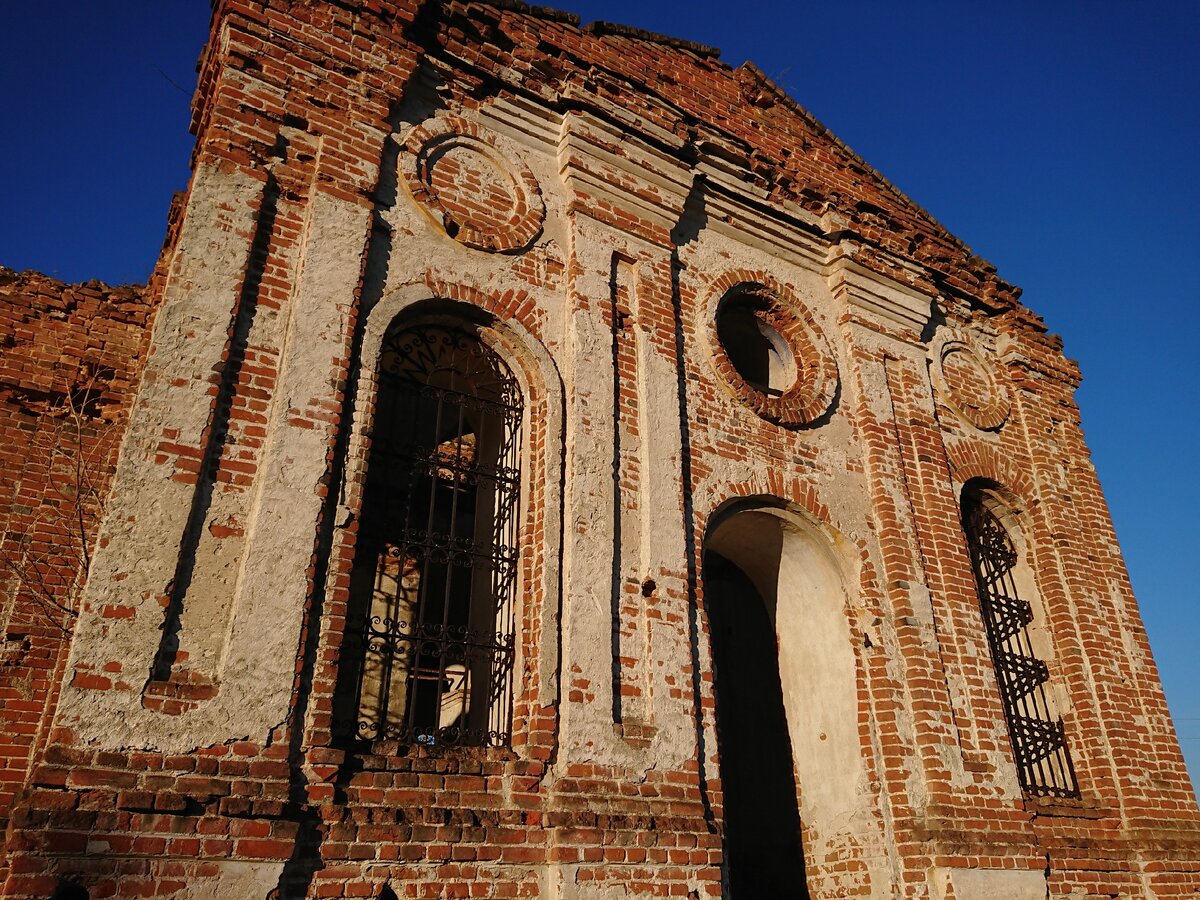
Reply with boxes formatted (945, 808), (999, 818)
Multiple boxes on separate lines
(703, 271), (838, 427)
(401, 116), (545, 253)
(930, 327), (1010, 431)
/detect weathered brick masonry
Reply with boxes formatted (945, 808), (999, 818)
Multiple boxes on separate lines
(0, 269), (155, 890)
(2, 1), (1197, 897)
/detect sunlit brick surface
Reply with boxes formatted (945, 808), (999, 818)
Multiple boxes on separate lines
(1, 2), (1196, 897)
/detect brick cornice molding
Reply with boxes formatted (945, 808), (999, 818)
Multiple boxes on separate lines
(824, 249), (935, 340)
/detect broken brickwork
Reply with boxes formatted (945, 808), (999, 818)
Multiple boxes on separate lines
(0, 269), (154, 890)
(1, 2), (1197, 898)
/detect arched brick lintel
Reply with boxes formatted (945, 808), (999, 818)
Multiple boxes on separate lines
(944, 439), (1037, 515)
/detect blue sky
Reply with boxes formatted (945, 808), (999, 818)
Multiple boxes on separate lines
(1, 2), (1197, 793)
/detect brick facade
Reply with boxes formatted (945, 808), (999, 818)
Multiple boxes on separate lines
(1, 2), (1196, 897)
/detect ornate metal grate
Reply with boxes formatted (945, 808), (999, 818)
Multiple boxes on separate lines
(962, 496), (1080, 798)
(346, 321), (521, 748)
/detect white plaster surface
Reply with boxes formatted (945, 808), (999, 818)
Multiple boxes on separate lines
(929, 866), (1047, 900)
(59, 165), (373, 751)
(162, 861), (282, 899)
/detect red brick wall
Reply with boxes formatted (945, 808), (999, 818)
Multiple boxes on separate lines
(1, 2), (1196, 898)
(0, 269), (154, 889)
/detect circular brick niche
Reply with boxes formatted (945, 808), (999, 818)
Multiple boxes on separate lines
(930, 328), (1011, 431)
(402, 116), (545, 253)
(704, 273), (838, 427)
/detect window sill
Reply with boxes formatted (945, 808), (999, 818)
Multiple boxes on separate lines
(343, 738), (518, 771)
(1023, 793), (1110, 820)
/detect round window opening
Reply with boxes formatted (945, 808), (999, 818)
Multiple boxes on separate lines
(715, 293), (798, 396)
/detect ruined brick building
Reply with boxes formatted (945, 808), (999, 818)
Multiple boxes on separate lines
(2, 1), (1198, 897)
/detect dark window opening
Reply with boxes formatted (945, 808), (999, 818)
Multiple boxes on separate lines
(962, 490), (1080, 798)
(336, 320), (521, 749)
(704, 549), (810, 899)
(715, 293), (795, 396)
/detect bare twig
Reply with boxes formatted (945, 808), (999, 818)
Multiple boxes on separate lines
(0, 371), (106, 634)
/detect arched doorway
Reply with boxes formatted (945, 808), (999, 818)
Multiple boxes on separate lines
(703, 501), (865, 898)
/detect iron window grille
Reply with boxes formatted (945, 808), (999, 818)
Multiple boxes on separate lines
(345, 321), (521, 749)
(962, 494), (1080, 798)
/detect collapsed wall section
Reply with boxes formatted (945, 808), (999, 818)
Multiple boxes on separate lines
(0, 269), (154, 889)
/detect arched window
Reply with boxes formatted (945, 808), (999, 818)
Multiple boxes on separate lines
(341, 319), (521, 748)
(961, 486), (1079, 798)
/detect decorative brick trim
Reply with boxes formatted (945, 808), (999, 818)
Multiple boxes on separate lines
(402, 115), (545, 254)
(930, 326), (1011, 432)
(701, 269), (838, 427)
(422, 273), (546, 342)
(699, 478), (835, 540)
(944, 439), (1036, 510)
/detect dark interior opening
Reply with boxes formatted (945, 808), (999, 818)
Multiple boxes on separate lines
(704, 549), (810, 899)
(715, 297), (793, 395)
(51, 881), (89, 900)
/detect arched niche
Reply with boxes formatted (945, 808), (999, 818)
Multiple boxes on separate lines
(703, 499), (868, 897)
